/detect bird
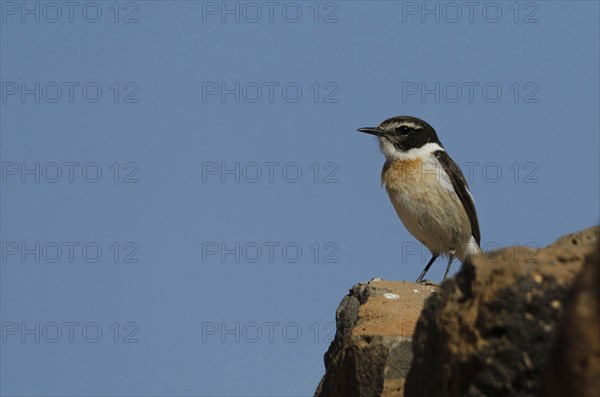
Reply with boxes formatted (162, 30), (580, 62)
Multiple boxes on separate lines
(357, 116), (481, 283)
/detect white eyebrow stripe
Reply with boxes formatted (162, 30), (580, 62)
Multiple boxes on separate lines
(385, 122), (423, 130)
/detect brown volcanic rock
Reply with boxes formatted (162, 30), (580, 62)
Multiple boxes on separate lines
(404, 226), (600, 397)
(315, 279), (436, 397)
(540, 248), (600, 397)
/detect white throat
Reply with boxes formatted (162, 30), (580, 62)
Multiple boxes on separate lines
(378, 139), (444, 161)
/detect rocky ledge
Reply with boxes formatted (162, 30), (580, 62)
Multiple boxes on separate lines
(315, 226), (599, 397)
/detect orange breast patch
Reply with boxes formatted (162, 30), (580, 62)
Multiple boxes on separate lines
(381, 158), (424, 188)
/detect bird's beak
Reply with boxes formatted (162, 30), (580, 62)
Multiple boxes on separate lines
(357, 127), (384, 136)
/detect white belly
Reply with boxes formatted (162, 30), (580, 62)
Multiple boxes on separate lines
(382, 158), (474, 260)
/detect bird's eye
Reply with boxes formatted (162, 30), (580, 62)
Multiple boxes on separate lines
(397, 126), (410, 134)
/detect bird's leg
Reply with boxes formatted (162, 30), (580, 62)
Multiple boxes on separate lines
(441, 251), (455, 283)
(416, 254), (438, 283)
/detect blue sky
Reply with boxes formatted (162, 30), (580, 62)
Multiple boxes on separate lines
(1, 1), (599, 396)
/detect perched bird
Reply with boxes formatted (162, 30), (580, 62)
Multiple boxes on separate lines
(358, 116), (481, 283)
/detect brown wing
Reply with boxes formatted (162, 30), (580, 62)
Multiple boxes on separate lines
(434, 150), (481, 245)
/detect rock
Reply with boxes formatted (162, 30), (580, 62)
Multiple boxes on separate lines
(314, 227), (599, 397)
(314, 279), (436, 397)
(539, 248), (600, 397)
(404, 226), (599, 397)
